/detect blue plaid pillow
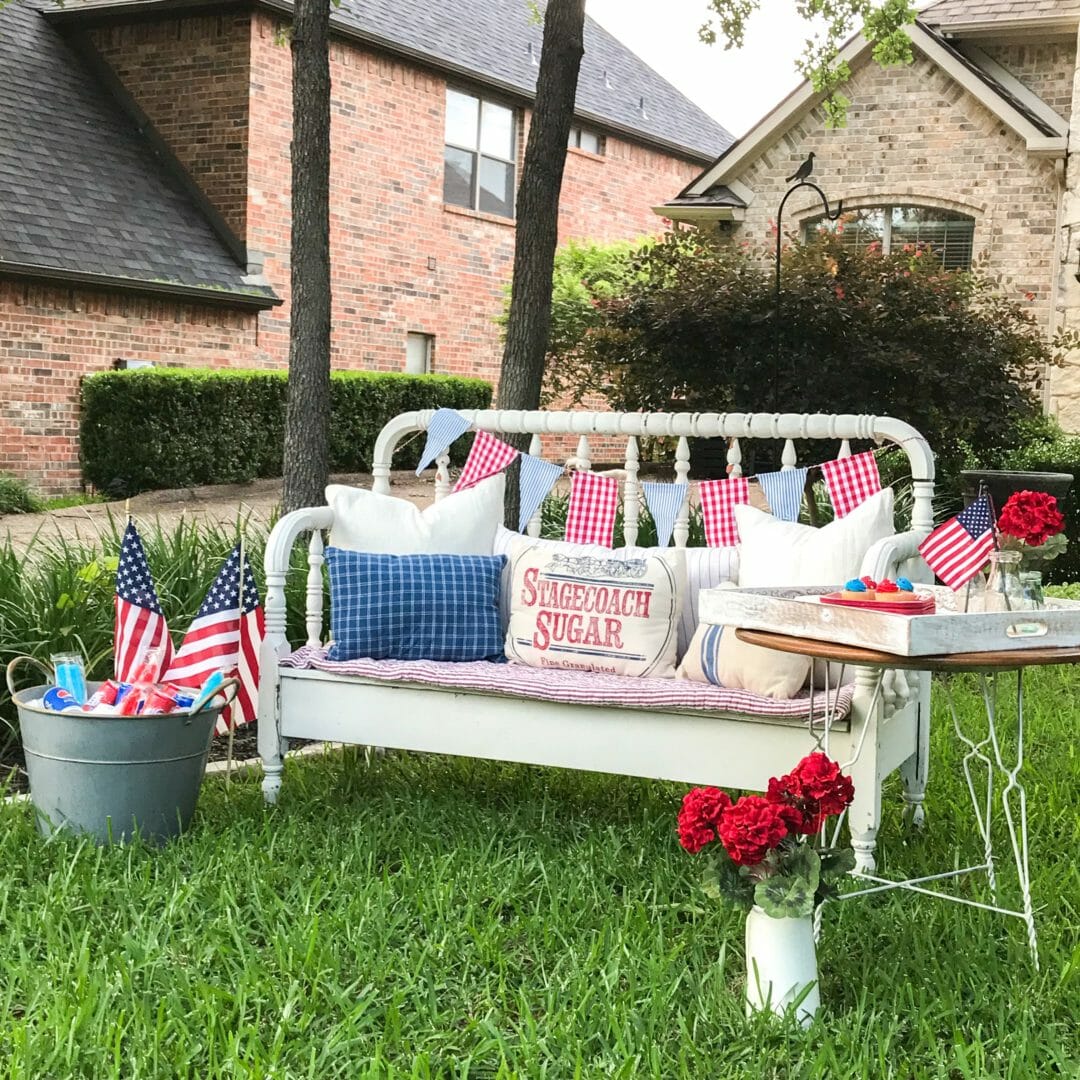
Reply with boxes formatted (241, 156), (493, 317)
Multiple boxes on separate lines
(325, 549), (507, 662)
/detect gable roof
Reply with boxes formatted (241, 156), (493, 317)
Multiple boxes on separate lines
(663, 17), (1067, 216)
(49, 0), (734, 164)
(0, 0), (276, 307)
(921, 0), (1080, 31)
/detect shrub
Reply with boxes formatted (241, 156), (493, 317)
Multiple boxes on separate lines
(547, 231), (1078, 480)
(80, 369), (493, 496)
(0, 474), (42, 515)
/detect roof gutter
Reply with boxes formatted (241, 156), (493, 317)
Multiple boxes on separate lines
(0, 260), (281, 310)
(45, 0), (723, 166)
(935, 17), (1080, 41)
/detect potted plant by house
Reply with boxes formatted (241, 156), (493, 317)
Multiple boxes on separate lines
(677, 752), (855, 1026)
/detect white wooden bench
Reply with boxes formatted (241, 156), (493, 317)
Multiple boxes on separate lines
(258, 410), (936, 872)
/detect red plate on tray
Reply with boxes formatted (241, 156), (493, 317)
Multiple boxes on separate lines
(820, 592), (936, 615)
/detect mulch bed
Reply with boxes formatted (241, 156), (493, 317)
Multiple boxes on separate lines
(2, 720), (264, 799)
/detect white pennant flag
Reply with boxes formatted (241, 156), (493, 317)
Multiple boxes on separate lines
(415, 408), (471, 475)
(642, 481), (688, 547)
(518, 454), (564, 531)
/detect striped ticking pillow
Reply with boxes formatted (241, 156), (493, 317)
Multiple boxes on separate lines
(325, 549), (507, 663)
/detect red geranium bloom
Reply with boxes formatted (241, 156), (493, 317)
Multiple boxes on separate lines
(717, 794), (790, 866)
(768, 753), (854, 828)
(998, 491), (1065, 548)
(766, 775), (824, 835)
(677, 786), (732, 854)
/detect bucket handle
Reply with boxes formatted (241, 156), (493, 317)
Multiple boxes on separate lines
(194, 676), (242, 715)
(5, 656), (55, 700)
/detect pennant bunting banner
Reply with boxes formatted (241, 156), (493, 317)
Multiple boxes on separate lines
(821, 451), (881, 518)
(518, 453), (564, 532)
(415, 408), (472, 475)
(454, 430), (520, 492)
(565, 470), (619, 547)
(642, 481), (688, 548)
(756, 468), (808, 523)
(699, 476), (749, 547)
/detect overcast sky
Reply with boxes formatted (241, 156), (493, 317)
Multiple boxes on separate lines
(585, 0), (934, 138)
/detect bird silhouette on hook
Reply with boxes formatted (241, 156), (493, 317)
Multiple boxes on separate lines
(785, 152), (815, 184)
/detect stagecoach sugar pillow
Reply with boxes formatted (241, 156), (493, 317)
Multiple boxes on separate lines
(325, 472), (504, 555)
(504, 537), (681, 678)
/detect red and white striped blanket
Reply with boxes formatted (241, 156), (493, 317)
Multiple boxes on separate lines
(280, 647), (853, 722)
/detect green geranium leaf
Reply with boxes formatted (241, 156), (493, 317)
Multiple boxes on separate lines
(755, 874), (816, 920)
(703, 859), (755, 910)
(819, 847), (857, 878)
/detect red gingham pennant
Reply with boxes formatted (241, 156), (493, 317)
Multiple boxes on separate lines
(820, 451), (881, 518)
(565, 470), (619, 547)
(699, 476), (749, 547)
(454, 430), (520, 492)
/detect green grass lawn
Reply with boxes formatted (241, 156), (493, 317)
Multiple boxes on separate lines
(1, 669), (1078, 1079)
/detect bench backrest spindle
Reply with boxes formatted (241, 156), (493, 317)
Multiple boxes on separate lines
(623, 436), (640, 547)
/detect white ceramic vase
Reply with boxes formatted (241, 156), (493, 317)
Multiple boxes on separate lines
(744, 904), (820, 1026)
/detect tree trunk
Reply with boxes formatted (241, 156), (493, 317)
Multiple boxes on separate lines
(497, 0), (585, 526)
(497, 0), (586, 415)
(282, 0), (332, 515)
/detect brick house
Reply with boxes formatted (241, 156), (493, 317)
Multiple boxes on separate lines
(0, 0), (731, 493)
(658, 0), (1080, 432)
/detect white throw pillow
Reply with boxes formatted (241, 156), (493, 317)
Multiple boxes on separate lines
(735, 488), (895, 589)
(504, 536), (681, 678)
(326, 473), (504, 554)
(492, 526), (736, 657)
(678, 622), (810, 699)
(735, 488), (895, 688)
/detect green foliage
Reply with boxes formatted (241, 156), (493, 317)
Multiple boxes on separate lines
(700, 0), (917, 127)
(753, 845), (820, 919)
(0, 473), (42, 515)
(549, 230), (1075, 484)
(0, 518), (318, 752)
(80, 369), (492, 496)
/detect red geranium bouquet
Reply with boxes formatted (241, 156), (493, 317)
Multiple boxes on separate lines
(996, 490), (1068, 569)
(678, 752), (855, 919)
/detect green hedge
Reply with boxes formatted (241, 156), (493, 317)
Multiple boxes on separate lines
(80, 369), (492, 495)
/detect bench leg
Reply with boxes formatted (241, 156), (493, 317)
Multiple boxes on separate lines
(899, 675), (931, 828)
(846, 667), (883, 874)
(257, 651), (285, 805)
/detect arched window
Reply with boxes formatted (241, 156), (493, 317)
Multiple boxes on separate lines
(804, 205), (975, 270)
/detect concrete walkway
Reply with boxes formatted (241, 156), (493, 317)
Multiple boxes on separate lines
(1, 471), (439, 553)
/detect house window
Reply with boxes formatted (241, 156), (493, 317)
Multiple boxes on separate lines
(405, 332), (434, 375)
(444, 88), (516, 218)
(568, 125), (604, 155)
(805, 205), (975, 270)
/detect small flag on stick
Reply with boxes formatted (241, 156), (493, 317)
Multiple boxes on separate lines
(699, 476), (749, 547)
(163, 544), (265, 734)
(821, 451), (881, 518)
(918, 495), (995, 590)
(114, 520), (173, 682)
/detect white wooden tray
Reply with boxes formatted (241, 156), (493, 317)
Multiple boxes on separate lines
(698, 585), (1080, 657)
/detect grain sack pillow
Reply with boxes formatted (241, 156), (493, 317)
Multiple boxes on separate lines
(325, 548), (506, 662)
(677, 588), (810, 699)
(504, 537), (681, 678)
(326, 472), (504, 554)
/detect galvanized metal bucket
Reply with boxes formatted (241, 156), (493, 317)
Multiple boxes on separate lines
(6, 657), (238, 845)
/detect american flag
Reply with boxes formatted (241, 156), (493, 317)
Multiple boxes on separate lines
(918, 495), (995, 590)
(114, 520), (173, 682)
(163, 544), (264, 734)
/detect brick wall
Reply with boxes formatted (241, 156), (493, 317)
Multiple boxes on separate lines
(724, 49), (1059, 323)
(3, 11), (706, 492)
(978, 40), (1076, 121)
(88, 14), (252, 241)
(0, 280), (266, 492)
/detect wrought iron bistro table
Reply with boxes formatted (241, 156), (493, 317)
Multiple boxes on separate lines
(736, 629), (1080, 969)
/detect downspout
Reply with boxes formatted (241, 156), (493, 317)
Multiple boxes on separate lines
(1045, 155), (1067, 415)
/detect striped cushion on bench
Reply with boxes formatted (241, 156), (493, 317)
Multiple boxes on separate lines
(280, 647), (853, 724)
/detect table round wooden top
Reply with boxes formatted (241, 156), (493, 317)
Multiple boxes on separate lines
(734, 628), (1080, 672)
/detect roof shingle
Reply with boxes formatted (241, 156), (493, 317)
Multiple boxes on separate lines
(0, 0), (273, 302)
(921, 0), (1080, 27)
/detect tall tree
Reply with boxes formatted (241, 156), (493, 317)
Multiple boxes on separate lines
(496, 0), (586, 416)
(281, 0), (332, 515)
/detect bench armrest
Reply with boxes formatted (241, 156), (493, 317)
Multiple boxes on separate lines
(859, 529), (932, 586)
(263, 506), (336, 650)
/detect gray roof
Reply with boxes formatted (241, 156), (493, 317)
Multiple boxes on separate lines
(921, 0), (1080, 26)
(331, 0), (734, 162)
(51, 0), (734, 163)
(0, 0), (275, 305)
